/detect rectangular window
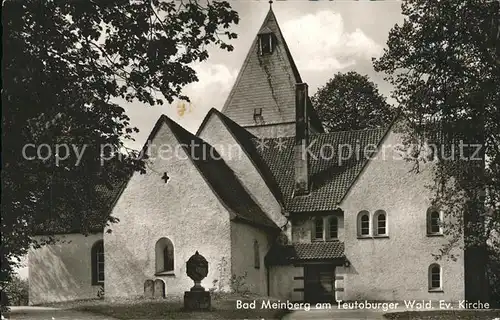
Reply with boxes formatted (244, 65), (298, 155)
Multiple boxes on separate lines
(329, 217), (338, 239)
(97, 251), (104, 282)
(164, 247), (174, 272)
(429, 211), (441, 234)
(431, 218), (440, 233)
(431, 275), (440, 288)
(259, 33), (273, 55)
(253, 108), (264, 124)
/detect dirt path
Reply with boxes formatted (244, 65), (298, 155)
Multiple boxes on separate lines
(282, 307), (386, 320)
(5, 306), (120, 320)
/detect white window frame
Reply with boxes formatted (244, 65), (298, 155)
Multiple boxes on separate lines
(312, 216), (324, 241)
(327, 216), (339, 240)
(428, 263), (442, 291)
(427, 208), (443, 236)
(357, 211), (371, 237)
(373, 210), (388, 237)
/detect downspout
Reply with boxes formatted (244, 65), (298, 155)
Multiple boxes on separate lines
(267, 264), (270, 297)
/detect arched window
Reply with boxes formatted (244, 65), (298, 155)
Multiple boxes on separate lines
(374, 210), (387, 236)
(357, 211), (370, 237)
(91, 240), (104, 285)
(254, 240), (260, 269)
(428, 264), (442, 290)
(313, 217), (324, 240)
(155, 237), (174, 273)
(427, 208), (442, 235)
(328, 216), (339, 239)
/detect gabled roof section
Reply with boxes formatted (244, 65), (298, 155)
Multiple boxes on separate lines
(252, 127), (390, 213)
(162, 116), (279, 229)
(203, 108), (285, 205)
(221, 8), (323, 132)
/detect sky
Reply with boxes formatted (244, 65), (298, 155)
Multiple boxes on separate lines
(121, 0), (405, 150)
(15, 1), (405, 280)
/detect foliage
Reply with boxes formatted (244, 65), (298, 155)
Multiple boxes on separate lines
(373, 0), (499, 299)
(311, 71), (395, 132)
(212, 257), (229, 293)
(487, 245), (500, 307)
(229, 272), (249, 295)
(97, 284), (105, 300)
(211, 258), (249, 297)
(3, 276), (29, 306)
(1, 0), (238, 309)
(385, 310), (500, 320)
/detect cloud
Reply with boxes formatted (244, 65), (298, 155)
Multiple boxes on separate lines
(171, 62), (237, 131)
(282, 11), (383, 72)
(120, 62), (237, 149)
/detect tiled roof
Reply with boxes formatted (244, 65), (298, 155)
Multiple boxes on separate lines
(265, 241), (345, 265)
(253, 128), (389, 212)
(221, 8), (323, 133)
(163, 116), (279, 229)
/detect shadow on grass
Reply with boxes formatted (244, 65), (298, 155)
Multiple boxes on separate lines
(384, 309), (500, 320)
(68, 294), (290, 320)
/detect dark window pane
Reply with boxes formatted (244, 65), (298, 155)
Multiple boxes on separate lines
(164, 245), (174, 271)
(430, 266), (440, 288)
(92, 241), (105, 284)
(430, 212), (440, 233)
(315, 218), (323, 239)
(329, 217), (338, 239)
(260, 34), (272, 54)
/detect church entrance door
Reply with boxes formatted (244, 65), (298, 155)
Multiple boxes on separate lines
(303, 264), (335, 303)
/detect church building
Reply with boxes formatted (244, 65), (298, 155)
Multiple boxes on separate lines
(29, 6), (484, 305)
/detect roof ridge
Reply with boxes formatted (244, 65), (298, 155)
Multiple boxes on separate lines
(249, 126), (388, 142)
(315, 126), (389, 136)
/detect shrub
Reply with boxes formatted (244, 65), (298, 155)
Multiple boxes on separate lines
(487, 246), (500, 307)
(4, 276), (29, 306)
(230, 272), (249, 295)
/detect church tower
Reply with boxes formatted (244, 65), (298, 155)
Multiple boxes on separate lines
(221, 4), (323, 138)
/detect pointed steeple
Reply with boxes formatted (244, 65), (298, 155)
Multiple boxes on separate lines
(221, 6), (323, 137)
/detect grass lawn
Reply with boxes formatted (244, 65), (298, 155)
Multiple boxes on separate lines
(384, 310), (500, 320)
(46, 293), (289, 320)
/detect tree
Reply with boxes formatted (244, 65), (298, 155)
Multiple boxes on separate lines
(1, 0), (239, 309)
(311, 71), (395, 132)
(373, 0), (499, 304)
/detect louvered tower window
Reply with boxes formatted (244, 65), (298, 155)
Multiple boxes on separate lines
(259, 33), (274, 55)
